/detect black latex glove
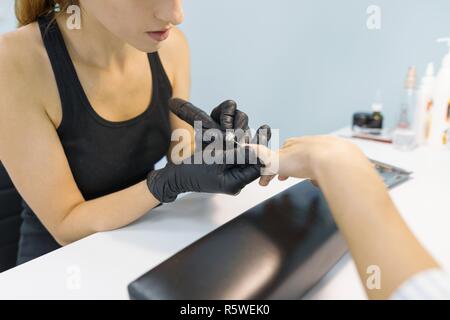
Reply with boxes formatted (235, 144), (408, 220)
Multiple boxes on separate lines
(169, 98), (256, 149)
(147, 150), (261, 203)
(151, 98), (273, 203)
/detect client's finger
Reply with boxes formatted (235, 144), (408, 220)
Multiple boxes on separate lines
(245, 144), (279, 176)
(245, 144), (271, 166)
(278, 175), (289, 181)
(259, 175), (276, 186)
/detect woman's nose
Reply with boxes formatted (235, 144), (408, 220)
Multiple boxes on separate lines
(155, 0), (184, 26)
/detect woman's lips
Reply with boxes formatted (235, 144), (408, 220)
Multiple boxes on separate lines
(147, 29), (171, 42)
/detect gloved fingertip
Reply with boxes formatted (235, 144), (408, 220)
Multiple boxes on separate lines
(259, 124), (272, 140)
(222, 100), (238, 111)
(252, 124), (272, 145)
(220, 101), (238, 131)
(233, 111), (249, 131)
(168, 98), (189, 113)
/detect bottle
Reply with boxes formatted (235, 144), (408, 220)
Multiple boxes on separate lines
(371, 102), (383, 130)
(371, 90), (384, 131)
(429, 38), (450, 147)
(414, 63), (435, 145)
(398, 66), (417, 129)
(393, 67), (418, 150)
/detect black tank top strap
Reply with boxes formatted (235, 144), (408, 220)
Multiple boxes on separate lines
(148, 52), (173, 102)
(37, 14), (79, 130)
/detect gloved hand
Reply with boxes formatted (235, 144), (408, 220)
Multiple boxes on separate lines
(147, 150), (261, 203)
(150, 98), (273, 203)
(169, 98), (261, 149)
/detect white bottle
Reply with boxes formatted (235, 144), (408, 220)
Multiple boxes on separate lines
(429, 38), (450, 147)
(414, 63), (435, 145)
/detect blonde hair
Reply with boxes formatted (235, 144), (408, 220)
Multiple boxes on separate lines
(15, 0), (78, 27)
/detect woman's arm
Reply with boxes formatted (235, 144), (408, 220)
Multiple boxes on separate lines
(254, 136), (439, 299)
(0, 28), (191, 246)
(0, 70), (161, 246)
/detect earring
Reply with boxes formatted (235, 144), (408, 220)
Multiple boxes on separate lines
(53, 2), (61, 13)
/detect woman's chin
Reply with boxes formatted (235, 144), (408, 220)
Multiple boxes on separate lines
(124, 35), (163, 53)
(137, 41), (163, 53)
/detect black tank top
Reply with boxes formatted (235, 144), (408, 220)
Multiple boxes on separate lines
(17, 15), (173, 264)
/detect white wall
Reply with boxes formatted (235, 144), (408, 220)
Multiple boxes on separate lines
(0, 0), (15, 34)
(1, 0), (449, 140)
(181, 0), (450, 139)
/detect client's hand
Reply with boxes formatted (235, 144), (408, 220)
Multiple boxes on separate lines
(248, 136), (363, 186)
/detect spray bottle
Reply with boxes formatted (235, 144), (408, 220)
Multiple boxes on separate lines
(429, 38), (450, 147)
(414, 63), (435, 145)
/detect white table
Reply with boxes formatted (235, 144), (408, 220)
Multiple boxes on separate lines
(0, 128), (449, 300)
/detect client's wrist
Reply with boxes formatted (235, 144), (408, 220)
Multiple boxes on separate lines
(312, 139), (362, 180)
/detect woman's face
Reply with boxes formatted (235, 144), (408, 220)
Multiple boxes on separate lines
(79, 0), (184, 52)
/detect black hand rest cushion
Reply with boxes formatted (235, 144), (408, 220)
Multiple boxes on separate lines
(128, 181), (347, 300)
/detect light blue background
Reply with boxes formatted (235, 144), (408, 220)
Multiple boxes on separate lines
(0, 0), (15, 34)
(1, 0), (449, 140)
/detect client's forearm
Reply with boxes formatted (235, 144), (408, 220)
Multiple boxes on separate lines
(313, 145), (439, 299)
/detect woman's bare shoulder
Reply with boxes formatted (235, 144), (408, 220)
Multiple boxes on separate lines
(160, 27), (189, 56)
(158, 27), (190, 81)
(158, 27), (190, 99)
(0, 23), (55, 112)
(0, 23), (45, 69)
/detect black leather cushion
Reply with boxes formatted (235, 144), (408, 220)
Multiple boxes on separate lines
(0, 163), (22, 272)
(128, 181), (347, 300)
